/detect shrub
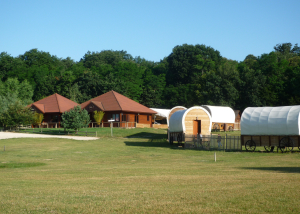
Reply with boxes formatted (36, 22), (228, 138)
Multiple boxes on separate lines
(93, 111), (105, 125)
(61, 106), (90, 132)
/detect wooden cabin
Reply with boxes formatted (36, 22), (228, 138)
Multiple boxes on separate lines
(80, 91), (156, 128)
(241, 106), (300, 152)
(202, 105), (235, 131)
(28, 93), (78, 128)
(168, 106), (212, 143)
(233, 110), (241, 130)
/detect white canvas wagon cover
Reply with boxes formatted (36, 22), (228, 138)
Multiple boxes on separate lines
(202, 105), (235, 123)
(150, 108), (170, 118)
(241, 106), (300, 135)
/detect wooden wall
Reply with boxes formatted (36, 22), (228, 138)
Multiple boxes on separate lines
(212, 122), (234, 131)
(242, 135), (300, 147)
(184, 109), (211, 135)
(168, 107), (186, 123)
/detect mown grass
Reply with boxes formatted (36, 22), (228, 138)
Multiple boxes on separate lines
(16, 127), (168, 138)
(0, 130), (300, 213)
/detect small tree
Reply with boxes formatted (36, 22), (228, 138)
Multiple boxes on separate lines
(0, 100), (35, 130)
(61, 106), (90, 132)
(33, 113), (44, 126)
(93, 110), (105, 125)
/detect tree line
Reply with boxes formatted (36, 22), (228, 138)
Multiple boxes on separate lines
(1, 43), (299, 112)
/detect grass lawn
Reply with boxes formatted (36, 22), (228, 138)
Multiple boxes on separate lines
(17, 127), (169, 138)
(0, 130), (300, 213)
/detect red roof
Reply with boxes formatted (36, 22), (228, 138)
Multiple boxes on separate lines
(81, 91), (156, 114)
(29, 93), (78, 113)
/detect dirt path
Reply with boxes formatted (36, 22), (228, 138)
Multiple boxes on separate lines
(0, 132), (99, 141)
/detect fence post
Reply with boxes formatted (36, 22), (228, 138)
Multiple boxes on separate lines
(234, 136), (236, 150)
(96, 131), (97, 137)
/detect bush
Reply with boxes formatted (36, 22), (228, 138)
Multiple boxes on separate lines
(93, 111), (105, 125)
(61, 106), (90, 132)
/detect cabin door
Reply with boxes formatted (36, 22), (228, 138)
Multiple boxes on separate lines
(193, 120), (201, 135)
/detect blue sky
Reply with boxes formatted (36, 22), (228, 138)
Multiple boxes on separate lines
(1, 0), (299, 62)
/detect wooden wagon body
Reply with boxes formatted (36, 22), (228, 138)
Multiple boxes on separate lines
(241, 106), (300, 152)
(241, 135), (300, 152)
(168, 106), (212, 144)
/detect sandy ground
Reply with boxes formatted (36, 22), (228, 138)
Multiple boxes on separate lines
(0, 132), (99, 141)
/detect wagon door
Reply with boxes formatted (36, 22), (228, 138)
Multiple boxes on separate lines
(193, 120), (201, 135)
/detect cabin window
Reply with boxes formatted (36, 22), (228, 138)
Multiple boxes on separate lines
(109, 114), (120, 122)
(147, 115), (149, 121)
(122, 115), (127, 121)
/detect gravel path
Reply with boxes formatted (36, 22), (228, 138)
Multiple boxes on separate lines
(0, 132), (99, 141)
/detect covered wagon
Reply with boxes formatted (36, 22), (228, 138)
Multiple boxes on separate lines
(202, 105), (235, 131)
(168, 106), (212, 144)
(167, 106), (187, 126)
(241, 106), (300, 152)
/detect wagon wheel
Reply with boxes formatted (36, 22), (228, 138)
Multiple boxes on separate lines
(279, 137), (294, 152)
(245, 140), (256, 152)
(170, 136), (174, 145)
(213, 123), (220, 132)
(264, 146), (272, 152)
(228, 126), (233, 132)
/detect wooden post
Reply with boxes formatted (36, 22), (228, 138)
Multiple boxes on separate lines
(225, 134), (227, 152)
(111, 122), (113, 137)
(214, 152), (216, 162)
(234, 136), (236, 150)
(96, 131), (97, 137)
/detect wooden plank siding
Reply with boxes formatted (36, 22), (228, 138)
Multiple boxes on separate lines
(168, 107), (186, 123)
(184, 109), (211, 136)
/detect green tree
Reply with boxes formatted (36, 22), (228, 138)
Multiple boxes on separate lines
(93, 111), (105, 125)
(61, 106), (90, 132)
(0, 100), (34, 129)
(166, 44), (223, 85)
(33, 112), (44, 126)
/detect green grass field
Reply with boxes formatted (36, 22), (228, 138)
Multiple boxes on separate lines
(1, 129), (300, 213)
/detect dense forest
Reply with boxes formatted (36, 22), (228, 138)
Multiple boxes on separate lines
(1, 43), (300, 111)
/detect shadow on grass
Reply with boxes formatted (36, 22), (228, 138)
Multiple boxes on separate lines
(241, 167), (300, 173)
(126, 132), (168, 140)
(124, 139), (170, 148)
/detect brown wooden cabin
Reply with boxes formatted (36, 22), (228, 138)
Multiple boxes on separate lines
(80, 91), (156, 128)
(28, 93), (78, 128)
